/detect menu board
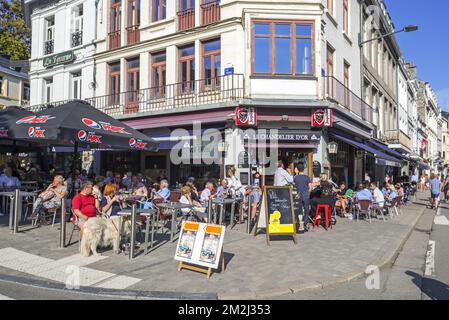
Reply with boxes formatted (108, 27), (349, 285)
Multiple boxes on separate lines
(175, 221), (226, 270)
(255, 186), (297, 245)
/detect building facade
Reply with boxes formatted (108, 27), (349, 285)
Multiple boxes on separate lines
(24, 0), (96, 106)
(0, 55), (29, 109)
(23, 0), (444, 185)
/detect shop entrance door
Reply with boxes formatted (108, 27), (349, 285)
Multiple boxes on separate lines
(263, 149), (313, 185)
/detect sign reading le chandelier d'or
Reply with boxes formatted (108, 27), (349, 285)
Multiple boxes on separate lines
(43, 50), (76, 68)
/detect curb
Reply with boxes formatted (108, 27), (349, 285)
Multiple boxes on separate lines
(0, 274), (217, 300)
(0, 198), (428, 300)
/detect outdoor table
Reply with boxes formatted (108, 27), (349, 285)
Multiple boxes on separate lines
(117, 207), (157, 259)
(212, 197), (243, 226)
(155, 202), (193, 242)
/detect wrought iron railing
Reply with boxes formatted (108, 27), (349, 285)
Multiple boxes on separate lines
(27, 74), (244, 116)
(201, 0), (220, 25)
(44, 40), (54, 55)
(177, 8), (195, 31)
(324, 76), (372, 123)
(126, 25), (140, 45)
(109, 30), (121, 50)
(71, 30), (83, 47)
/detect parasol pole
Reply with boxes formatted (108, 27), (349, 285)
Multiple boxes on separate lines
(70, 141), (79, 199)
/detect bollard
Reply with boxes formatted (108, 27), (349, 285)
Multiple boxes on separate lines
(60, 198), (66, 248)
(208, 199), (213, 223)
(13, 189), (21, 234)
(129, 204), (137, 260)
(8, 194), (14, 230)
(247, 195), (252, 234)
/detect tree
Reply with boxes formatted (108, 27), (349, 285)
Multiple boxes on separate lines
(0, 0), (31, 60)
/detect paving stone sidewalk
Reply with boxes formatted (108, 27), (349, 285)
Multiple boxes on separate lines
(0, 193), (428, 299)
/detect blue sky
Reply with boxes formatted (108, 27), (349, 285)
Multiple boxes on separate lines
(385, 0), (449, 111)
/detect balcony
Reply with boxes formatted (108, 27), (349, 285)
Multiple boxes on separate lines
(44, 40), (54, 55)
(324, 76), (372, 123)
(71, 30), (83, 47)
(109, 30), (121, 50)
(126, 25), (140, 45)
(177, 8), (195, 31)
(201, 0), (220, 25)
(28, 74), (244, 116)
(383, 129), (412, 150)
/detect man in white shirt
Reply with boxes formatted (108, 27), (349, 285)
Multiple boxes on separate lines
(274, 160), (293, 186)
(200, 182), (215, 204)
(0, 167), (21, 188)
(370, 182), (385, 208)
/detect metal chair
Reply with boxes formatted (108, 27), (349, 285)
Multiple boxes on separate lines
(67, 211), (81, 251)
(356, 200), (372, 223)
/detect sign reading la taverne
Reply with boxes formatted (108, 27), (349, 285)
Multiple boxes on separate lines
(43, 50), (76, 68)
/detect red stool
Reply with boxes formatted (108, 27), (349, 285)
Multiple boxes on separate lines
(314, 204), (332, 231)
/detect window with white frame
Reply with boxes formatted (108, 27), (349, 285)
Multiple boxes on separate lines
(71, 71), (82, 99)
(72, 5), (83, 47)
(23, 83), (30, 101)
(45, 17), (55, 54)
(44, 78), (53, 103)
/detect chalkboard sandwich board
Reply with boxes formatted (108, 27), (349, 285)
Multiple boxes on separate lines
(255, 186), (297, 245)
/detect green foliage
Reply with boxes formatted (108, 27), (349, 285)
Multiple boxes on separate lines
(0, 0), (31, 60)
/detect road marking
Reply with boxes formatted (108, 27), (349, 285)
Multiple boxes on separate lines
(0, 248), (141, 289)
(437, 207), (441, 216)
(424, 240), (436, 276)
(434, 215), (449, 225)
(0, 294), (14, 300)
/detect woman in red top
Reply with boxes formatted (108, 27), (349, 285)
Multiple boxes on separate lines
(72, 181), (100, 238)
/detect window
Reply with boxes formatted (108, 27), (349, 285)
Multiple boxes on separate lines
(153, 0), (166, 22)
(343, 0), (349, 35)
(344, 61), (350, 107)
(44, 78), (53, 103)
(326, 44), (335, 97)
(71, 71), (82, 99)
(127, 0), (140, 44)
(109, 0), (122, 49)
(151, 51), (166, 98)
(109, 62), (121, 105)
(327, 0), (334, 16)
(72, 5), (83, 47)
(0, 76), (3, 95)
(126, 58), (140, 110)
(45, 17), (55, 54)
(202, 39), (220, 90)
(178, 44), (195, 94)
(253, 21), (314, 75)
(23, 83), (30, 101)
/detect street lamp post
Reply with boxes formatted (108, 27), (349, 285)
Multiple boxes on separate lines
(359, 25), (418, 47)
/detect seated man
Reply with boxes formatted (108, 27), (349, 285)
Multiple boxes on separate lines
(355, 183), (373, 209)
(242, 186), (260, 220)
(154, 179), (171, 201)
(370, 182), (385, 211)
(0, 167), (21, 189)
(216, 179), (230, 198)
(30, 175), (67, 225)
(200, 182), (216, 205)
(72, 181), (100, 238)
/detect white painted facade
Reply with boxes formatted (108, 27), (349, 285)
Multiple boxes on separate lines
(26, 0), (97, 106)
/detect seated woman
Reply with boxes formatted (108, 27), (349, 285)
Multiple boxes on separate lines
(179, 186), (208, 222)
(100, 184), (125, 217)
(386, 185), (398, 206)
(310, 173), (339, 218)
(395, 183), (404, 197)
(335, 182), (348, 216)
(30, 175), (67, 225)
(129, 175), (148, 200)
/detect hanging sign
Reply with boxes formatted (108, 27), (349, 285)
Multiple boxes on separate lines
(311, 109), (333, 127)
(235, 107), (257, 126)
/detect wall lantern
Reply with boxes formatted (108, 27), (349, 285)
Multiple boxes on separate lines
(327, 141), (338, 154)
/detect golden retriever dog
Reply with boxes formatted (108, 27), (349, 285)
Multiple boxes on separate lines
(80, 216), (132, 257)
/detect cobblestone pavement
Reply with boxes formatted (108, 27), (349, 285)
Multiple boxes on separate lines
(0, 193), (428, 298)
